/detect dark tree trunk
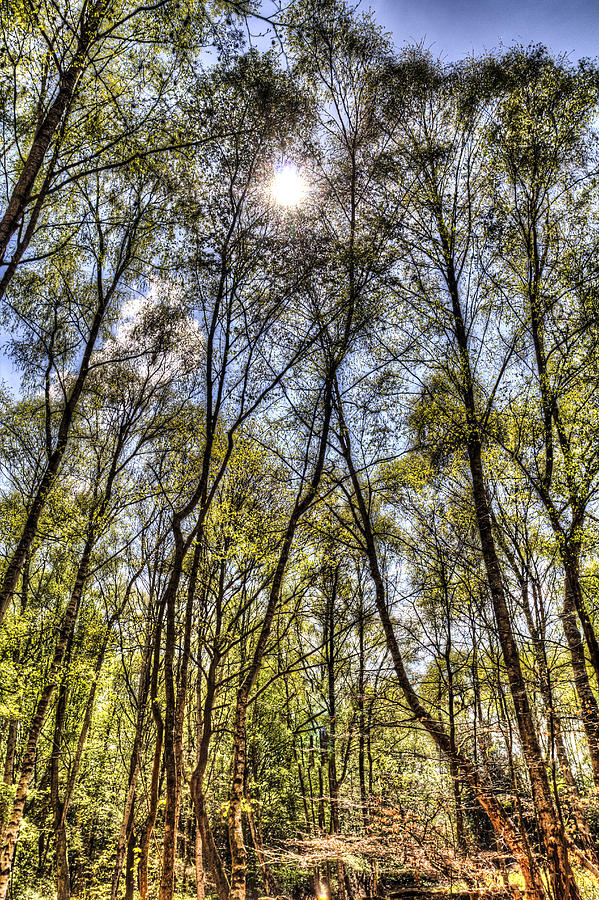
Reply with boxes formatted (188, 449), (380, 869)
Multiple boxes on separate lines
(336, 395), (549, 900)
(0, 0), (111, 264)
(435, 214), (580, 900)
(227, 375), (335, 900)
(0, 526), (95, 900)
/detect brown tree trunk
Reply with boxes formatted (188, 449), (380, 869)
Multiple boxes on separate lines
(436, 216), (580, 900)
(55, 825), (70, 900)
(336, 395), (548, 900)
(0, 526), (94, 900)
(158, 522), (200, 900)
(190, 583), (228, 900)
(111, 612), (155, 900)
(0, 0), (111, 264)
(561, 555), (599, 785)
(195, 823), (205, 900)
(139, 608), (165, 900)
(124, 796), (136, 900)
(227, 375), (335, 900)
(139, 710), (163, 900)
(519, 574), (599, 863)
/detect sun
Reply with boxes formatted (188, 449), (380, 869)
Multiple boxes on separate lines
(270, 164), (307, 208)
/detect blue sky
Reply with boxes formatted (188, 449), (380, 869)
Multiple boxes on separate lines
(369, 0), (599, 61)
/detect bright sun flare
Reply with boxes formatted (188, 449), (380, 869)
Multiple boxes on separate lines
(271, 165), (307, 208)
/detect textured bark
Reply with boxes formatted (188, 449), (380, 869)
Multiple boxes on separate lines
(227, 376), (335, 900)
(336, 397), (547, 900)
(55, 826), (70, 900)
(195, 824), (205, 900)
(434, 211), (580, 900)
(0, 526), (94, 900)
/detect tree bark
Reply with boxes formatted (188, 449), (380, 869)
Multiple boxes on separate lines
(0, 0), (111, 264)
(336, 394), (548, 900)
(0, 525), (94, 900)
(227, 374), (335, 900)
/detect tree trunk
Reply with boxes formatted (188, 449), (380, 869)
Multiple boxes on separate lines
(0, 251), (129, 628)
(55, 825), (70, 900)
(2, 722), (16, 788)
(518, 573), (599, 863)
(111, 611), (155, 900)
(436, 217), (580, 900)
(190, 595), (228, 900)
(336, 398), (548, 900)
(0, 527), (94, 900)
(0, 0), (111, 264)
(227, 375), (335, 900)
(158, 527), (189, 900)
(124, 796), (136, 900)
(561, 555), (599, 788)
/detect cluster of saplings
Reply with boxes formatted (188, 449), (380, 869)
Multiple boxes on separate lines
(0, 1), (598, 900)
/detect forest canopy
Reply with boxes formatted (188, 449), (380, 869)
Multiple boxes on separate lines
(0, 2), (599, 900)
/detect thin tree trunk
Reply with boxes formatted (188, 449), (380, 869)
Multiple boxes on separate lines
(190, 582), (228, 900)
(124, 796), (136, 900)
(0, 240), (134, 627)
(435, 213), (580, 900)
(111, 612), (155, 900)
(2, 723), (16, 788)
(0, 526), (95, 900)
(336, 395), (548, 900)
(0, 0), (111, 263)
(244, 774), (278, 897)
(519, 573), (598, 863)
(51, 665), (71, 900)
(139, 608), (165, 900)
(227, 375), (335, 900)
